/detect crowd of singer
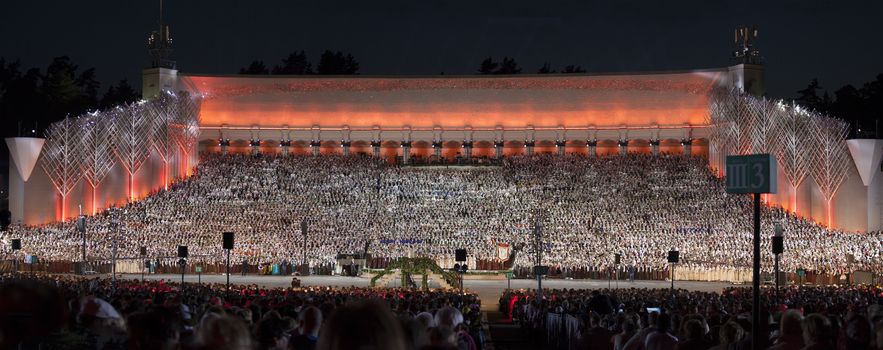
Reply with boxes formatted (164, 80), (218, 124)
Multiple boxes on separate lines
(3, 153), (882, 275)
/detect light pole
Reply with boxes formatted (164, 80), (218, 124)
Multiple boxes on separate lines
(533, 220), (544, 300)
(140, 246), (146, 282)
(77, 208), (86, 274)
(111, 209), (120, 291)
(177, 245), (188, 291)
(301, 219), (308, 276)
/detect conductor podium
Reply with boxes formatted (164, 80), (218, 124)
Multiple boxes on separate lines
(335, 253), (369, 276)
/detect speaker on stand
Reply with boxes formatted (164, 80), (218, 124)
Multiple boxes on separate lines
(454, 249), (467, 290)
(223, 232), (234, 294)
(667, 250), (679, 290)
(11, 239), (21, 277)
(177, 245), (188, 288)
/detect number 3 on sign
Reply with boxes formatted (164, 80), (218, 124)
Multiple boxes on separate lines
(751, 163), (764, 188)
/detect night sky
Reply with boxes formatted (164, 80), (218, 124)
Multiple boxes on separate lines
(1, 0), (881, 99)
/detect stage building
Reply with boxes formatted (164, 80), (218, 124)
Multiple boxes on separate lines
(6, 29), (883, 233)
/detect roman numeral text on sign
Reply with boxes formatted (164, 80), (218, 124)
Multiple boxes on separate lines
(726, 154), (777, 194)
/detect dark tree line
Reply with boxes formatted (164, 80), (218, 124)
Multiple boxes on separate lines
(477, 57), (522, 74)
(794, 75), (883, 138)
(537, 62), (586, 74)
(478, 57), (586, 74)
(0, 56), (139, 138)
(239, 50), (359, 75)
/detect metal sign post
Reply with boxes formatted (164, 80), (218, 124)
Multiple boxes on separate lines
(726, 154), (777, 350)
(534, 221), (544, 300)
(301, 219), (309, 276)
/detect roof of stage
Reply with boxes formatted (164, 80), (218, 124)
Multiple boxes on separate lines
(179, 69), (731, 129)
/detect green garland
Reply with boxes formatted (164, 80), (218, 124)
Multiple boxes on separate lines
(369, 257), (459, 289)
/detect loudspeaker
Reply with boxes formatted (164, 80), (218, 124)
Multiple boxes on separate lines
(223, 232), (235, 250)
(140, 246), (147, 256)
(614, 253), (621, 265)
(11, 239), (21, 250)
(772, 236), (784, 255)
(301, 220), (308, 236)
(533, 265), (549, 276)
(667, 250), (680, 263)
(76, 216), (86, 232)
(177, 245), (188, 258)
(455, 249), (467, 262)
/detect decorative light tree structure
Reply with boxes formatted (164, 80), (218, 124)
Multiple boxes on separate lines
(112, 102), (154, 201)
(708, 88), (851, 226)
(809, 116), (851, 227)
(146, 93), (178, 190)
(80, 112), (117, 215)
(773, 103), (814, 214)
(169, 92), (201, 177)
(41, 117), (85, 221)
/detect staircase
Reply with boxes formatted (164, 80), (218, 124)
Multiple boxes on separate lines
(373, 269), (455, 290)
(426, 272), (454, 289)
(373, 270), (402, 288)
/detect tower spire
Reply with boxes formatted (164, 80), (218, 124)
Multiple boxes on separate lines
(731, 25), (762, 65)
(147, 0), (175, 69)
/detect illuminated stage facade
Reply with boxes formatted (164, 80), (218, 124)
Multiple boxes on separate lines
(178, 69), (732, 159)
(7, 62), (883, 234)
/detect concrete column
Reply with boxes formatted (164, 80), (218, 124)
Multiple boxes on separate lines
(250, 139), (261, 155)
(220, 139), (230, 155)
(556, 140), (566, 156)
(401, 141), (412, 164)
(432, 140), (442, 161)
(650, 139), (660, 156)
(619, 139), (628, 156)
(682, 139), (693, 157)
(587, 140), (597, 157)
(371, 140), (381, 158)
(494, 141), (504, 159)
(525, 140), (535, 156)
(311, 140), (321, 157)
(342, 140), (351, 157)
(463, 141), (473, 160)
(281, 140), (291, 156)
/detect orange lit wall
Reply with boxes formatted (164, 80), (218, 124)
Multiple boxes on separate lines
(180, 70), (728, 131)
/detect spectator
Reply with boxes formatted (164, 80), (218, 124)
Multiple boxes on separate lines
(801, 314), (834, 350)
(316, 300), (407, 350)
(291, 306), (322, 350)
(646, 313), (678, 350)
(676, 319), (712, 350)
(769, 310), (804, 350)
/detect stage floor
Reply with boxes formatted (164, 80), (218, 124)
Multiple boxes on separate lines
(118, 274), (735, 310)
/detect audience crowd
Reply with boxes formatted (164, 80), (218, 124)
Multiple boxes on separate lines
(0, 274), (482, 350)
(3, 153), (882, 276)
(502, 285), (883, 349)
